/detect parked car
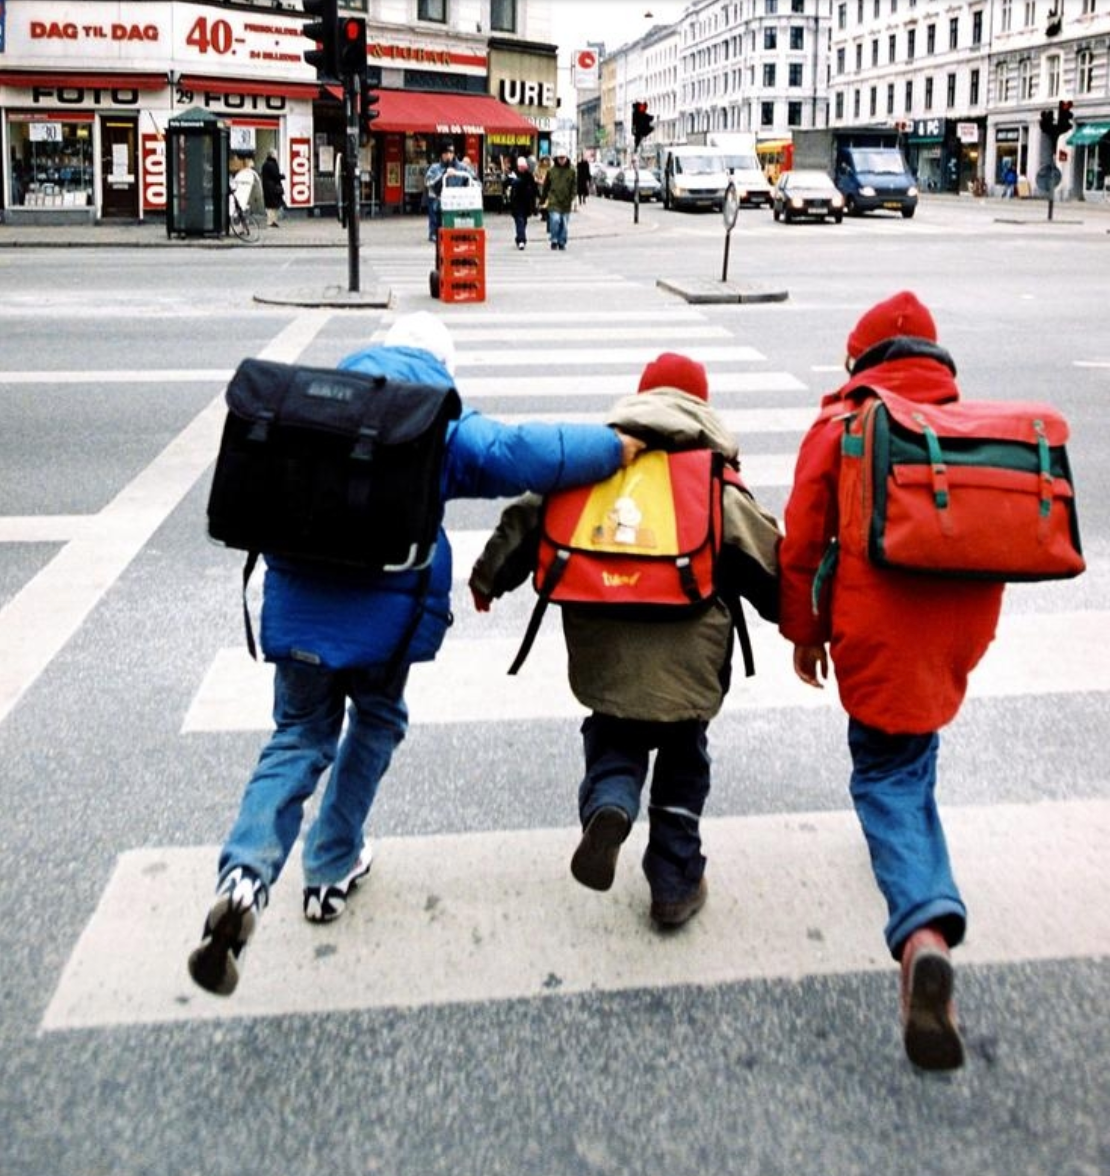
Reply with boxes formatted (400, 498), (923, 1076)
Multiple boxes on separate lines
(611, 168), (662, 202)
(771, 169), (845, 223)
(592, 164), (621, 198)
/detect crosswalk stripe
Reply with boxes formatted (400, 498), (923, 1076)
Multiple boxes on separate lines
(456, 346), (764, 368)
(180, 609), (1107, 733)
(38, 797), (1110, 1030)
(461, 372), (810, 397)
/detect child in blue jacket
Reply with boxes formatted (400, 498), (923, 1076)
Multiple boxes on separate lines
(189, 312), (642, 995)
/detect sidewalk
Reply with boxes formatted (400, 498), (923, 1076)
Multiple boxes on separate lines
(0, 192), (1105, 249)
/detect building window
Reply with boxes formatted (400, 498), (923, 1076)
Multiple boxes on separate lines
(838, 3), (847, 30)
(997, 61), (1013, 102)
(889, 33), (897, 62)
(761, 100), (775, 125)
(418, 0), (446, 21)
(855, 42), (863, 70)
(926, 23), (936, 53)
(1019, 57), (1037, 101)
(792, 0), (805, 11)
(764, 63), (777, 86)
(887, 82), (895, 113)
(907, 27), (915, 60)
(1000, 0), (1012, 32)
(1077, 48), (1095, 94)
(766, 0), (778, 12)
(491, 0), (516, 33)
(1023, 1), (1036, 27)
(837, 46), (846, 74)
(790, 26), (804, 50)
(924, 76), (933, 110)
(871, 39), (879, 66)
(869, 85), (877, 116)
(835, 91), (845, 118)
(789, 62), (803, 85)
(853, 88), (861, 118)
(1082, 0), (1095, 13)
(946, 72), (956, 107)
(788, 100), (803, 125)
(904, 78), (913, 109)
(765, 27), (777, 49)
(1045, 53), (1061, 98)
(970, 67), (980, 105)
(972, 9), (983, 44)
(949, 17), (959, 49)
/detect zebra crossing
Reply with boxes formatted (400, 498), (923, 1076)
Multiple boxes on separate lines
(32, 303), (1109, 1032)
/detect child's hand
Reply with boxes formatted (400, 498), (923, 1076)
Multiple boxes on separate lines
(793, 643), (828, 688)
(470, 583), (493, 613)
(616, 430), (646, 467)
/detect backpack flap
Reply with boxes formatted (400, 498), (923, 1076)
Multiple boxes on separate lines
(864, 389), (1084, 581)
(208, 358), (461, 571)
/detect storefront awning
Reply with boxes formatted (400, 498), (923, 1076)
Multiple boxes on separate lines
(331, 89), (536, 136)
(179, 76), (323, 101)
(1068, 121), (1110, 146)
(0, 71), (167, 91)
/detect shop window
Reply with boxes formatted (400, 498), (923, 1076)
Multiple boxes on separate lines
(491, 0), (516, 33)
(418, 0), (446, 22)
(8, 117), (94, 209)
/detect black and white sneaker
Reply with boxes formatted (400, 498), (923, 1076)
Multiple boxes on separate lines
(303, 845), (373, 924)
(187, 866), (267, 997)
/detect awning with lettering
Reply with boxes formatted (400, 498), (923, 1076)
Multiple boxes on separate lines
(0, 71), (167, 91)
(1068, 121), (1110, 146)
(325, 88), (536, 136)
(179, 76), (322, 101)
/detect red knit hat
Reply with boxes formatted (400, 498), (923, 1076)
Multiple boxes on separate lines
(846, 291), (938, 360)
(637, 352), (709, 401)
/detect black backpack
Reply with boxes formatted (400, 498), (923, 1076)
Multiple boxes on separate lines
(207, 357), (462, 656)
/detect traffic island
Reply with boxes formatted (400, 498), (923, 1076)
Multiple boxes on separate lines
(253, 284), (392, 308)
(656, 277), (788, 304)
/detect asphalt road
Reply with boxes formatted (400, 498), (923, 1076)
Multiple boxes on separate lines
(0, 195), (1107, 1176)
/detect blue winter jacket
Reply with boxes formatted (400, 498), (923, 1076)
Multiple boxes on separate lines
(259, 344), (623, 669)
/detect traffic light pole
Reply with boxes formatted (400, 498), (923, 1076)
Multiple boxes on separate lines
(344, 73), (360, 292)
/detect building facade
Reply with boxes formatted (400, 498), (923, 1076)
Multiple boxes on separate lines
(0, 0), (558, 224)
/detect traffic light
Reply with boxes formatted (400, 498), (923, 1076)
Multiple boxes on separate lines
(632, 101), (655, 148)
(1039, 107), (1056, 136)
(302, 0), (339, 81)
(339, 16), (367, 79)
(359, 77), (380, 147)
(1057, 99), (1074, 135)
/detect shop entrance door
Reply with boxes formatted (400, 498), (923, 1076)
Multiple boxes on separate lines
(100, 117), (139, 219)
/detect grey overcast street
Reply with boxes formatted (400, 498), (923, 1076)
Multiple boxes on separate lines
(1, 195), (1108, 1176)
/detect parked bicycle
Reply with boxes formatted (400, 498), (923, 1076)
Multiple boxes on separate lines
(229, 187), (262, 244)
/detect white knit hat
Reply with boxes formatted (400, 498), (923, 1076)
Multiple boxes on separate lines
(384, 311), (457, 375)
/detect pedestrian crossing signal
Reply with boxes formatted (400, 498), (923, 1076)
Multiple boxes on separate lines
(302, 0), (339, 81)
(360, 78), (380, 147)
(339, 17), (367, 80)
(632, 101), (655, 149)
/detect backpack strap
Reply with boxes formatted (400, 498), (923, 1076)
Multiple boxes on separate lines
(507, 548), (569, 675)
(242, 550), (261, 661)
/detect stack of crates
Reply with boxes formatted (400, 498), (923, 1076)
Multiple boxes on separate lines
(436, 227), (486, 303)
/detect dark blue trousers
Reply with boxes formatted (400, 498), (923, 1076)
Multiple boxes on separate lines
(579, 713), (711, 903)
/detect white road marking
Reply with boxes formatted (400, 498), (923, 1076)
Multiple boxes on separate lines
(0, 313), (331, 727)
(453, 346), (765, 368)
(39, 798), (1110, 1030)
(461, 371), (810, 397)
(181, 609), (1106, 733)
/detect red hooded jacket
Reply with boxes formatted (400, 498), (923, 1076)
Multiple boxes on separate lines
(779, 337), (1003, 734)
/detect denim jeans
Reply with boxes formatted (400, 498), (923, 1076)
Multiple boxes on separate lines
(547, 209), (570, 248)
(579, 713), (711, 902)
(847, 718), (966, 958)
(426, 198), (441, 241)
(512, 211), (530, 245)
(218, 661), (409, 891)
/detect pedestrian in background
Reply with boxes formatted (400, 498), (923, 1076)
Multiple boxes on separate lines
(187, 313), (646, 998)
(231, 157), (263, 217)
(506, 155), (539, 250)
(470, 352), (781, 928)
(261, 150), (285, 228)
(1002, 162), (1018, 198)
(424, 140), (457, 242)
(777, 291), (1004, 1071)
(542, 149), (577, 250)
(576, 155), (591, 206)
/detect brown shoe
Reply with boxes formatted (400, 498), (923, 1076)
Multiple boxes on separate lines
(570, 806), (631, 891)
(650, 876), (708, 928)
(900, 925), (964, 1071)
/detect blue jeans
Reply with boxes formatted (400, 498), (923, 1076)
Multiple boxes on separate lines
(580, 713), (710, 903)
(427, 198), (441, 241)
(512, 210), (530, 244)
(847, 718), (966, 958)
(547, 208), (570, 248)
(218, 661), (409, 890)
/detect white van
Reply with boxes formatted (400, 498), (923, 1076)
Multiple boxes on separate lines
(707, 133), (773, 208)
(662, 146), (731, 211)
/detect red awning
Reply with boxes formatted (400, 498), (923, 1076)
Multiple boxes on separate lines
(179, 76), (322, 101)
(333, 89), (536, 136)
(0, 72), (167, 91)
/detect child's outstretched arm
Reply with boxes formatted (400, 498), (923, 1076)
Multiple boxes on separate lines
(469, 494), (542, 611)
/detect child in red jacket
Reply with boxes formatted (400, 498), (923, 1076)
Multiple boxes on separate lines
(779, 291), (1004, 1072)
